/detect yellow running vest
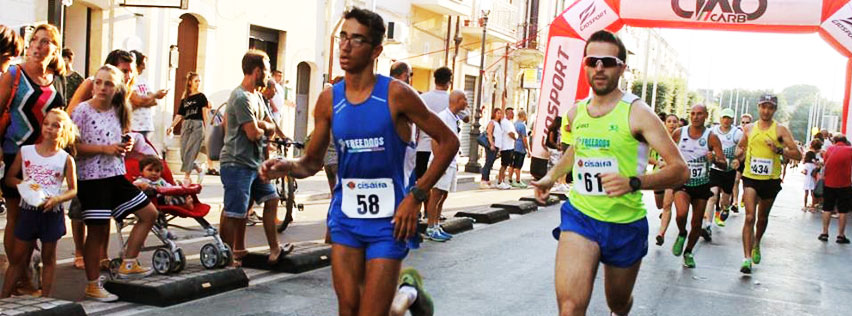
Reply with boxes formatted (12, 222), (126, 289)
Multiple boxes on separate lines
(743, 120), (783, 180)
(568, 93), (648, 223)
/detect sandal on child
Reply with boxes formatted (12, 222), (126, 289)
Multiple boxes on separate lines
(818, 234), (829, 242)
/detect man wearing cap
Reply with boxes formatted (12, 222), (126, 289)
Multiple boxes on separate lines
(705, 108), (743, 229)
(735, 94), (802, 274)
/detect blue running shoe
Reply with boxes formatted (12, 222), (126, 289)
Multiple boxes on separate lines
(437, 226), (453, 239)
(425, 228), (450, 242)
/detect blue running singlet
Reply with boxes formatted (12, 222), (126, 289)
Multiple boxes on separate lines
(327, 75), (418, 260)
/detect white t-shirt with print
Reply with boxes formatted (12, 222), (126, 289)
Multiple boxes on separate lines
(130, 76), (155, 132)
(20, 145), (68, 198)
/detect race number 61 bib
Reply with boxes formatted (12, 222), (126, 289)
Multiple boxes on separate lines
(688, 161), (707, 179)
(750, 157), (773, 176)
(574, 158), (618, 196)
(342, 178), (395, 219)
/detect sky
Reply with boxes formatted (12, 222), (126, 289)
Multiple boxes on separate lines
(658, 29), (847, 102)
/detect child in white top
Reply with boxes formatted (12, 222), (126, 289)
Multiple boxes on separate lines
(1, 109), (77, 298)
(801, 151), (818, 212)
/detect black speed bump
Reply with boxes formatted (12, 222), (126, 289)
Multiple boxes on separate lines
(549, 192), (569, 200)
(454, 208), (510, 224)
(440, 217), (474, 234)
(241, 242), (331, 273)
(104, 265), (248, 307)
(520, 196), (560, 206)
(491, 201), (538, 214)
(0, 297), (85, 316)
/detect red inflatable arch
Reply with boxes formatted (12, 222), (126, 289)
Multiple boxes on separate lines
(531, 0), (852, 164)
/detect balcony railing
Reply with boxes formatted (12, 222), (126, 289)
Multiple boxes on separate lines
(411, 0), (473, 16)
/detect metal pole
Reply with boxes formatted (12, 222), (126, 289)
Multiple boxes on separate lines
(641, 30), (651, 102)
(729, 89), (734, 110)
(807, 96), (815, 143)
(650, 32), (661, 110)
(734, 90), (740, 119)
(465, 12), (489, 173)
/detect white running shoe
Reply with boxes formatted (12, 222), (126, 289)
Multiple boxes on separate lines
(498, 182), (512, 190)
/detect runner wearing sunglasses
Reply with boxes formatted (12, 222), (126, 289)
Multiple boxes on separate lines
(735, 94), (801, 273)
(531, 30), (687, 315)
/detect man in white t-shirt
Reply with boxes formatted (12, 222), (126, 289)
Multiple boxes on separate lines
(424, 90), (467, 242)
(414, 67), (453, 182)
(496, 107), (517, 189)
(129, 50), (168, 138)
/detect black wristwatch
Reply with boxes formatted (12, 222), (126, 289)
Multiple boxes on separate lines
(629, 176), (642, 192)
(408, 186), (429, 202)
(774, 147), (784, 155)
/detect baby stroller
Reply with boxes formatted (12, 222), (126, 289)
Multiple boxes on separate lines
(107, 134), (232, 278)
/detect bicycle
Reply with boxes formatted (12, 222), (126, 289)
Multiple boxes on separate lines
(268, 138), (305, 233)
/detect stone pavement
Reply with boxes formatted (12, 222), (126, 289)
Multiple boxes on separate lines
(0, 158), (539, 314)
(116, 165), (852, 316)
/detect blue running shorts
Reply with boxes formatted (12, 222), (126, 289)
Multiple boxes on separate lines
(556, 200), (648, 268)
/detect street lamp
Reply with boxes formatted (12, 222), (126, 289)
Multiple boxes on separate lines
(464, 0), (492, 174)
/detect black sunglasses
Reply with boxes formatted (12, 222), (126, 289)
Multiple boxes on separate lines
(583, 56), (624, 68)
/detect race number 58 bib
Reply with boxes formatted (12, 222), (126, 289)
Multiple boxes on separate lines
(574, 158), (618, 196)
(342, 178), (395, 219)
(750, 158), (773, 176)
(688, 161), (707, 179)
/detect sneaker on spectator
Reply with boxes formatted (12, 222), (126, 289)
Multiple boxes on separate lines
(437, 226), (453, 239)
(479, 181), (491, 189)
(497, 182), (512, 190)
(117, 259), (154, 279)
(425, 227), (450, 242)
(85, 276), (118, 302)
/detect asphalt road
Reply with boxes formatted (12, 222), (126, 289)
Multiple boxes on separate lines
(112, 171), (852, 316)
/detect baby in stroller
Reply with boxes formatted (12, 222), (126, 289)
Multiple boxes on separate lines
(108, 134), (232, 275)
(133, 156), (194, 211)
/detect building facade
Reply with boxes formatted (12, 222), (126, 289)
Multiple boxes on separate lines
(3, 0), (559, 159)
(4, 0), (328, 155)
